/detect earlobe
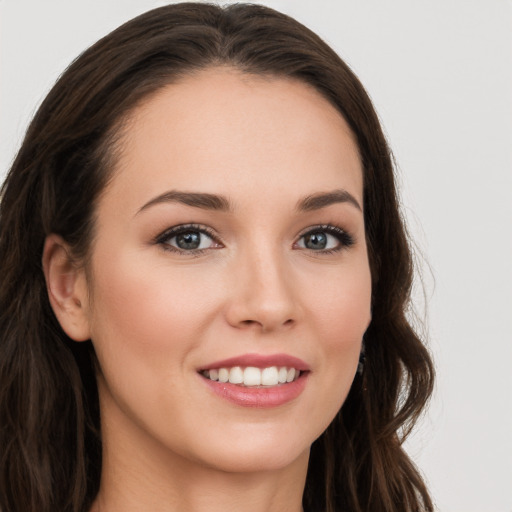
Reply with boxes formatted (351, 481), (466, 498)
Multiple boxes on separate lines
(42, 234), (91, 342)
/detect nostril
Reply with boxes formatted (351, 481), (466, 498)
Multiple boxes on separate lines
(236, 318), (294, 331)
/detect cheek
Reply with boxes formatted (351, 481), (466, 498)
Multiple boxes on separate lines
(307, 258), (372, 340)
(303, 260), (371, 417)
(87, 249), (225, 370)
(85, 250), (228, 441)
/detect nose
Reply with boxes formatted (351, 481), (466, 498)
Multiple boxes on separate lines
(224, 245), (300, 333)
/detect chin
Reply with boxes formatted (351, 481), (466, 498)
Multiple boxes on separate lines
(176, 421), (320, 475)
(197, 443), (311, 474)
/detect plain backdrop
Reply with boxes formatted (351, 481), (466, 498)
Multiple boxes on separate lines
(1, 1), (511, 511)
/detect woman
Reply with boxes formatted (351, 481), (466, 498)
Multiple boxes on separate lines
(0, 3), (434, 512)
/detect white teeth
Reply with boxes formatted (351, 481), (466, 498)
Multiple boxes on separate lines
(286, 368), (296, 383)
(204, 365), (301, 387)
(278, 367), (288, 383)
(243, 367), (261, 386)
(228, 366), (244, 384)
(261, 366), (279, 386)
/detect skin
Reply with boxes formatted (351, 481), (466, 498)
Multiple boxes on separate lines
(44, 68), (372, 512)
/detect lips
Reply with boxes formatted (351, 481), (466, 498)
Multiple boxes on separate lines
(199, 353), (310, 372)
(198, 353), (310, 408)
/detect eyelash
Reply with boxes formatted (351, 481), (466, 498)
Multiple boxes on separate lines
(155, 224), (220, 255)
(296, 224), (355, 254)
(155, 223), (355, 255)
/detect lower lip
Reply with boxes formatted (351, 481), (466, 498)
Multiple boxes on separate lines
(201, 373), (309, 408)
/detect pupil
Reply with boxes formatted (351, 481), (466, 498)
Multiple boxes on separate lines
(177, 232), (201, 250)
(305, 232), (327, 250)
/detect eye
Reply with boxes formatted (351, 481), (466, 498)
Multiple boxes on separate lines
(156, 224), (221, 253)
(295, 225), (354, 252)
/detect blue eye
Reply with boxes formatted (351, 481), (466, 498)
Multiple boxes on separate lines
(157, 225), (219, 252)
(301, 232), (332, 250)
(296, 225), (354, 252)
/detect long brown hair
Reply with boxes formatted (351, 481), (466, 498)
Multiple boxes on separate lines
(0, 4), (434, 511)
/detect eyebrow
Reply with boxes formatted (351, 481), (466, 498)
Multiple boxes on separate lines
(136, 188), (362, 215)
(296, 189), (362, 212)
(137, 190), (231, 215)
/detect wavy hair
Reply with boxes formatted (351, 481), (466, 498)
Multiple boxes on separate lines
(0, 3), (434, 511)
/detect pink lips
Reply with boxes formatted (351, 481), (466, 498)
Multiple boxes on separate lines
(199, 353), (310, 372)
(199, 353), (310, 408)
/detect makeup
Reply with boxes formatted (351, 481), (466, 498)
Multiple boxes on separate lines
(86, 68), (371, 478)
(198, 353), (310, 408)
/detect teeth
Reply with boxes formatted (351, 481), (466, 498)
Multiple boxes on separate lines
(261, 366), (279, 386)
(244, 367), (261, 386)
(218, 368), (229, 383)
(228, 367), (244, 384)
(203, 365), (301, 387)
(286, 368), (296, 383)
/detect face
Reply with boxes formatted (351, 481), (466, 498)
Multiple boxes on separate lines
(82, 68), (371, 474)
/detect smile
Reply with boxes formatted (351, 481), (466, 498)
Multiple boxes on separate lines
(201, 366), (301, 387)
(198, 353), (310, 407)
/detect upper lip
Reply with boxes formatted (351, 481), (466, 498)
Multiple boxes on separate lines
(199, 353), (310, 371)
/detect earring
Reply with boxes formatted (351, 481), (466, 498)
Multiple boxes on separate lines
(357, 341), (366, 376)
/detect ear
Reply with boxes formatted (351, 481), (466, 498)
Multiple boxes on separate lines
(42, 234), (91, 342)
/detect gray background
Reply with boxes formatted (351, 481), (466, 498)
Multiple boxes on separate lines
(1, 1), (511, 510)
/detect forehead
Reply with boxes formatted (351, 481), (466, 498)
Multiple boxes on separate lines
(105, 67), (363, 211)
